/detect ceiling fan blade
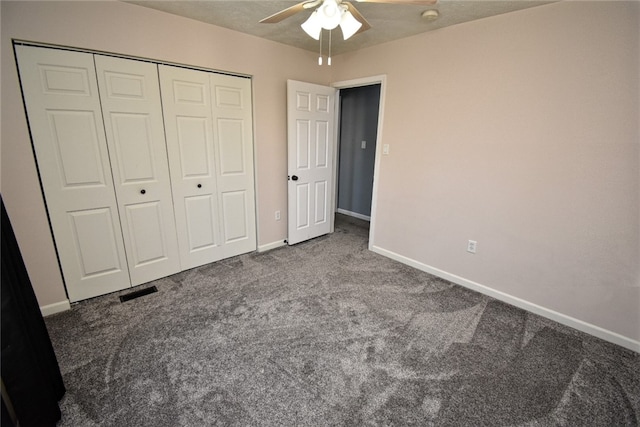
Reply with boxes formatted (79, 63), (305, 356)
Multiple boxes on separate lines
(344, 2), (372, 35)
(355, 0), (437, 4)
(259, 1), (309, 24)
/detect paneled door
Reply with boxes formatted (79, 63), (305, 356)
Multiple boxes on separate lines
(159, 65), (256, 269)
(287, 80), (336, 245)
(159, 65), (222, 269)
(16, 46), (131, 302)
(210, 73), (257, 259)
(95, 55), (181, 285)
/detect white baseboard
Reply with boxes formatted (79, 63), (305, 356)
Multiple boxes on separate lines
(258, 240), (287, 253)
(40, 300), (71, 317)
(370, 244), (640, 353)
(337, 208), (371, 221)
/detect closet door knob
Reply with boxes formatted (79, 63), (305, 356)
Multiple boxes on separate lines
(197, 184), (202, 188)
(140, 189), (146, 195)
(291, 175), (299, 181)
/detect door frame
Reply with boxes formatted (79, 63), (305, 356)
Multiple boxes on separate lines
(331, 75), (386, 250)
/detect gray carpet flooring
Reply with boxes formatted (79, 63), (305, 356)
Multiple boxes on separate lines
(45, 217), (640, 426)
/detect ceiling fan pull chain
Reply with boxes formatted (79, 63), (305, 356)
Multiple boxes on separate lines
(328, 29), (332, 66)
(318, 30), (323, 65)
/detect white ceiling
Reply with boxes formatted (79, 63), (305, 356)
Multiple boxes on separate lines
(125, 0), (555, 56)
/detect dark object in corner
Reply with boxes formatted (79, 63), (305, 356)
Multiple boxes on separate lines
(119, 285), (158, 302)
(1, 196), (65, 427)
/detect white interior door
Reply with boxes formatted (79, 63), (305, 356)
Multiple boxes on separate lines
(16, 45), (131, 302)
(95, 55), (181, 285)
(287, 80), (336, 245)
(159, 65), (222, 269)
(160, 65), (257, 268)
(210, 73), (257, 258)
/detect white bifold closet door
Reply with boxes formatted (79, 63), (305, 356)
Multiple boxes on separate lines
(159, 65), (256, 269)
(15, 46), (132, 301)
(17, 45), (257, 302)
(94, 55), (181, 285)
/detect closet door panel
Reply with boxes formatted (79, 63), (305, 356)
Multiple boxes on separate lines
(15, 46), (130, 302)
(176, 117), (211, 177)
(221, 191), (249, 242)
(123, 202), (168, 265)
(184, 195), (218, 250)
(47, 110), (106, 187)
(95, 55), (181, 285)
(159, 65), (223, 269)
(210, 74), (257, 258)
(69, 208), (123, 277)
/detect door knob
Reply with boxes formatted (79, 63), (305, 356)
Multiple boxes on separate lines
(140, 189), (146, 195)
(197, 184), (202, 188)
(291, 175), (299, 181)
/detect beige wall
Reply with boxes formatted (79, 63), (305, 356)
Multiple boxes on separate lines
(1, 1), (329, 306)
(332, 1), (639, 343)
(2, 1), (638, 347)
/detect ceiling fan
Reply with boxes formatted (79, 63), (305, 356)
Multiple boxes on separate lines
(260, 0), (437, 41)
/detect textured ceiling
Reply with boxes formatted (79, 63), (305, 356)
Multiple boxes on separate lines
(124, 0), (555, 56)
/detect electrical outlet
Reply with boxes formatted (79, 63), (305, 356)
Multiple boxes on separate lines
(467, 240), (477, 254)
(275, 210), (281, 221)
(383, 144), (390, 155)
(361, 140), (367, 149)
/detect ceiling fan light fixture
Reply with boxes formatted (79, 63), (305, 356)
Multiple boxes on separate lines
(301, 10), (323, 40)
(340, 10), (362, 40)
(318, 0), (342, 30)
